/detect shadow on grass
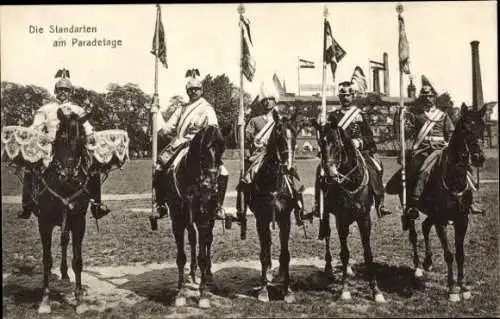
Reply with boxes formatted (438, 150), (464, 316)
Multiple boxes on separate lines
(3, 272), (74, 305)
(349, 262), (426, 298)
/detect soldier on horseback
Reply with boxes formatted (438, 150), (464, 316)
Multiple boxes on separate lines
(236, 82), (306, 226)
(17, 69), (111, 220)
(307, 81), (391, 224)
(396, 76), (483, 226)
(151, 68), (229, 221)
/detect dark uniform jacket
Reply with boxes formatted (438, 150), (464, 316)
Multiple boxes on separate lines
(328, 106), (377, 155)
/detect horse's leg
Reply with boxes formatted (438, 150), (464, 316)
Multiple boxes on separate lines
(357, 213), (385, 303)
(173, 214), (188, 307)
(454, 216), (471, 300)
(187, 223), (198, 284)
(422, 217), (434, 271)
(336, 217), (351, 300)
(408, 220), (423, 278)
(435, 224), (459, 301)
(278, 209), (294, 304)
(72, 215), (87, 312)
(197, 217), (211, 309)
(205, 218), (215, 284)
(60, 230), (70, 281)
(38, 221), (53, 314)
(256, 216), (272, 302)
(323, 212), (333, 274)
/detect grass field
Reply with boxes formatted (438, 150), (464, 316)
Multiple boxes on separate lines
(2, 155), (499, 318)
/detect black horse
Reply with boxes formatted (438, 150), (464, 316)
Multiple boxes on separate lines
(312, 117), (386, 303)
(155, 125), (225, 309)
(401, 104), (486, 301)
(241, 109), (299, 303)
(36, 109), (94, 314)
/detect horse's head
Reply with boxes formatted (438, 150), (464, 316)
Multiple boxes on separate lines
(266, 107), (298, 172)
(53, 108), (91, 181)
(453, 104), (487, 167)
(312, 116), (355, 181)
(188, 125), (225, 196)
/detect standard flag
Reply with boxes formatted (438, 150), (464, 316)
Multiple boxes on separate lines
(272, 73), (285, 96)
(324, 20), (346, 82)
(240, 15), (256, 82)
(299, 58), (315, 69)
(398, 13), (410, 74)
(151, 5), (168, 69)
(351, 66), (367, 94)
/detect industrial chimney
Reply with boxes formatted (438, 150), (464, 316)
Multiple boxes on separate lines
(471, 41), (484, 110)
(383, 52), (390, 95)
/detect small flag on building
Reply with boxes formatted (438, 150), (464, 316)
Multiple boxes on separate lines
(151, 5), (168, 69)
(324, 20), (346, 82)
(299, 58), (315, 69)
(240, 15), (256, 82)
(398, 9), (410, 74)
(351, 66), (367, 94)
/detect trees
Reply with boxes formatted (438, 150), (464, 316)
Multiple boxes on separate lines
(1, 82), (53, 126)
(201, 74), (252, 149)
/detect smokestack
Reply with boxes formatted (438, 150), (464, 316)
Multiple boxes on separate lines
(383, 52), (390, 95)
(471, 41), (484, 110)
(373, 69), (380, 94)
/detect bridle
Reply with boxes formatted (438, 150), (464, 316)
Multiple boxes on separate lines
(320, 125), (369, 196)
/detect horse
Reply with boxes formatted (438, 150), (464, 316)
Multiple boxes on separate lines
(404, 104), (486, 302)
(36, 108), (94, 314)
(242, 109), (299, 303)
(311, 117), (386, 303)
(155, 125), (225, 309)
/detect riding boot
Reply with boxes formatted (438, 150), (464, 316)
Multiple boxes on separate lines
(214, 174), (228, 220)
(17, 171), (37, 219)
(374, 194), (392, 218)
(88, 173), (111, 219)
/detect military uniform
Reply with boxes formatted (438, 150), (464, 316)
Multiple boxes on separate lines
(237, 83), (306, 226)
(151, 71), (229, 224)
(18, 71), (110, 220)
(309, 81), (390, 232)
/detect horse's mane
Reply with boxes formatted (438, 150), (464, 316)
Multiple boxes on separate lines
(187, 125), (225, 163)
(325, 115), (357, 160)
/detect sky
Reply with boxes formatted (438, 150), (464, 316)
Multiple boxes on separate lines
(0, 2), (497, 117)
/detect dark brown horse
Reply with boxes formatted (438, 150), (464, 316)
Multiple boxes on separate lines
(312, 117), (386, 303)
(154, 125), (225, 308)
(36, 109), (94, 314)
(403, 105), (486, 301)
(242, 110), (299, 303)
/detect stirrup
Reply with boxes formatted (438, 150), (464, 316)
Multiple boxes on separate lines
(91, 202), (111, 219)
(404, 206), (420, 220)
(214, 206), (226, 220)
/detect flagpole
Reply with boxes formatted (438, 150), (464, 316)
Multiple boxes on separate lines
(151, 4), (161, 216)
(397, 4), (407, 217)
(238, 4), (247, 239)
(297, 56), (301, 96)
(319, 6), (329, 224)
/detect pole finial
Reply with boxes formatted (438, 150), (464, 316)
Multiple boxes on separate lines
(323, 5), (329, 18)
(238, 3), (245, 15)
(396, 3), (403, 15)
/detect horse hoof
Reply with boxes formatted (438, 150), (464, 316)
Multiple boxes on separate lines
(175, 296), (187, 307)
(340, 291), (352, 300)
(258, 290), (269, 303)
(76, 303), (89, 314)
(346, 266), (354, 277)
(449, 293), (460, 302)
(198, 298), (211, 309)
(38, 304), (51, 314)
(284, 293), (295, 304)
(414, 268), (424, 278)
(461, 287), (472, 300)
(374, 293), (386, 303)
(61, 276), (70, 282)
